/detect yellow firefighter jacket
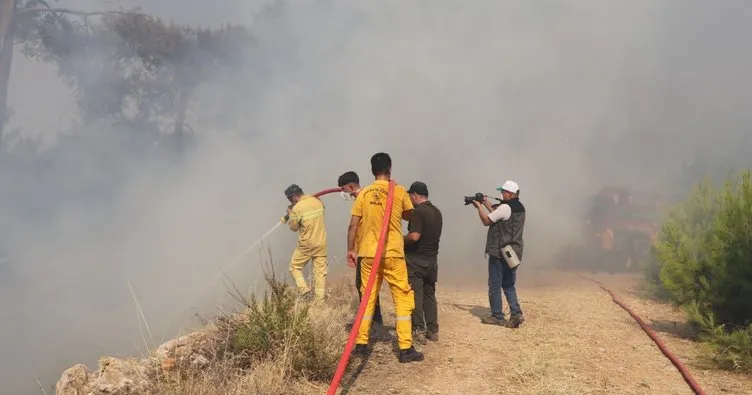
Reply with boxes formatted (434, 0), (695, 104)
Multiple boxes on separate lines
(287, 194), (327, 257)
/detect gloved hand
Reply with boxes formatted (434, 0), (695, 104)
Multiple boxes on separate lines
(282, 205), (293, 222)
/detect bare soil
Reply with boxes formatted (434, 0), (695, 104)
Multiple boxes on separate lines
(327, 269), (752, 395)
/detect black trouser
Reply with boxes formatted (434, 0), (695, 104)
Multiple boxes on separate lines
(355, 257), (383, 325)
(406, 254), (438, 334)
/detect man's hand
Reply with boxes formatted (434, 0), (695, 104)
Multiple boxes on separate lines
(483, 197), (494, 211)
(347, 250), (357, 268)
(472, 200), (482, 209)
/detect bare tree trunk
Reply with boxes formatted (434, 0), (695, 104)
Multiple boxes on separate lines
(0, 0), (16, 148)
(173, 89), (190, 155)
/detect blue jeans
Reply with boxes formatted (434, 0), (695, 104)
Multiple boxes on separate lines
(488, 255), (522, 319)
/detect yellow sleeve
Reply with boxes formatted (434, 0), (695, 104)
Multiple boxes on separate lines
(402, 187), (414, 212)
(288, 207), (300, 231)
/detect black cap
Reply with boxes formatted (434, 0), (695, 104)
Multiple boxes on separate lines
(407, 181), (429, 196)
(284, 184), (303, 197)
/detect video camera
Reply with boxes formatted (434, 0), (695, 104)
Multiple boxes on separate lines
(464, 192), (502, 206)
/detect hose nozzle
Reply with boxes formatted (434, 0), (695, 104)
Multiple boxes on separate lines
(281, 204), (293, 223)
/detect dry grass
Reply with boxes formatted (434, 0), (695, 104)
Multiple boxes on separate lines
(343, 271), (752, 395)
(147, 272), (353, 395)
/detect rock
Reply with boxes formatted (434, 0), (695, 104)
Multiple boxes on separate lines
(91, 357), (150, 394)
(56, 329), (215, 394)
(55, 357), (153, 395)
(155, 331), (212, 360)
(191, 355), (210, 369)
(56, 364), (90, 395)
(160, 357), (177, 372)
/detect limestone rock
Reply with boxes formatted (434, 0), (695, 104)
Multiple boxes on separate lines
(56, 364), (91, 395)
(55, 357), (153, 395)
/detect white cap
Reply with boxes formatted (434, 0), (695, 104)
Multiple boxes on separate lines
(497, 180), (520, 193)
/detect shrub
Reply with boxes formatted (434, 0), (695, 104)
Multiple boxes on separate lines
(686, 303), (752, 372)
(650, 170), (752, 373)
(230, 273), (346, 382)
(641, 245), (671, 300)
(653, 177), (720, 308)
(704, 171), (752, 326)
(149, 272), (351, 394)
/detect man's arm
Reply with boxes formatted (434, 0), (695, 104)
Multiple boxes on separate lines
(404, 231), (420, 244)
(474, 202), (511, 226)
(401, 188), (414, 221)
(404, 210), (422, 244)
(287, 208), (300, 231)
(347, 215), (361, 252)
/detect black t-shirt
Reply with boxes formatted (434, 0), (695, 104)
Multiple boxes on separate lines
(405, 201), (443, 257)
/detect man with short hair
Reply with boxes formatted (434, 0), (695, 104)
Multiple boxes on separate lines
(472, 180), (526, 328)
(404, 181), (443, 344)
(347, 153), (424, 363)
(337, 171), (384, 327)
(284, 184), (328, 300)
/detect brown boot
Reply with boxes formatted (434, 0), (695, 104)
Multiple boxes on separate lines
(412, 329), (427, 345)
(506, 313), (525, 328)
(481, 315), (507, 326)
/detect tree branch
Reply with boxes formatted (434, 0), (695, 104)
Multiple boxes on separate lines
(15, 7), (145, 17)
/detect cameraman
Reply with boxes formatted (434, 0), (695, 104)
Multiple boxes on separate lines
(471, 180), (526, 328)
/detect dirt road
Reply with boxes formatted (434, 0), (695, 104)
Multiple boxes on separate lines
(333, 270), (752, 395)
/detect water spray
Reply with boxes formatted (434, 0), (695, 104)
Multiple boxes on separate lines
(160, 187), (343, 335)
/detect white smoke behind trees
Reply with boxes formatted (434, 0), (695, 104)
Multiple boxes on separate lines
(2, 0), (752, 392)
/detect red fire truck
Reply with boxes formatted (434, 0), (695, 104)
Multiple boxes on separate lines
(562, 186), (665, 273)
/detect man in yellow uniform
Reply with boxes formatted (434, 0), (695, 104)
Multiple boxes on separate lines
(338, 170), (384, 328)
(284, 184), (328, 300)
(346, 153), (424, 363)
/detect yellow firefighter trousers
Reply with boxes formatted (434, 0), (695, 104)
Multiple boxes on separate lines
(357, 256), (415, 350)
(289, 247), (328, 299)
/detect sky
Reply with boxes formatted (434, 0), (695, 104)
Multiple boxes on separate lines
(3, 0), (752, 393)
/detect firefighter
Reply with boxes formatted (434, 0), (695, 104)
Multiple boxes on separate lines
(346, 152), (424, 363)
(337, 171), (384, 328)
(284, 184), (328, 300)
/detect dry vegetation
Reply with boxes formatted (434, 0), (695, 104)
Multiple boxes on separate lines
(343, 271), (752, 395)
(58, 269), (752, 395)
(151, 278), (350, 394)
(57, 270), (356, 395)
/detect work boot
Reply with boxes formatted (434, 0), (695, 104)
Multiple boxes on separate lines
(507, 313), (525, 328)
(412, 329), (427, 345)
(481, 315), (507, 326)
(352, 344), (371, 357)
(398, 346), (424, 363)
(426, 331), (439, 342)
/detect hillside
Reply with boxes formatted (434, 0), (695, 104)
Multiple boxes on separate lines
(56, 270), (752, 394)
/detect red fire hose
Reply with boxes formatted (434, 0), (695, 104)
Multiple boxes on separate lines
(314, 187), (344, 198)
(326, 180), (396, 395)
(581, 276), (706, 395)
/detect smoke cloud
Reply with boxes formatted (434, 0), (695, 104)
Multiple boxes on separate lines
(2, 0), (752, 392)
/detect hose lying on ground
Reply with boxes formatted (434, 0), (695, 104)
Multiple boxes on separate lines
(327, 181), (396, 395)
(581, 275), (706, 395)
